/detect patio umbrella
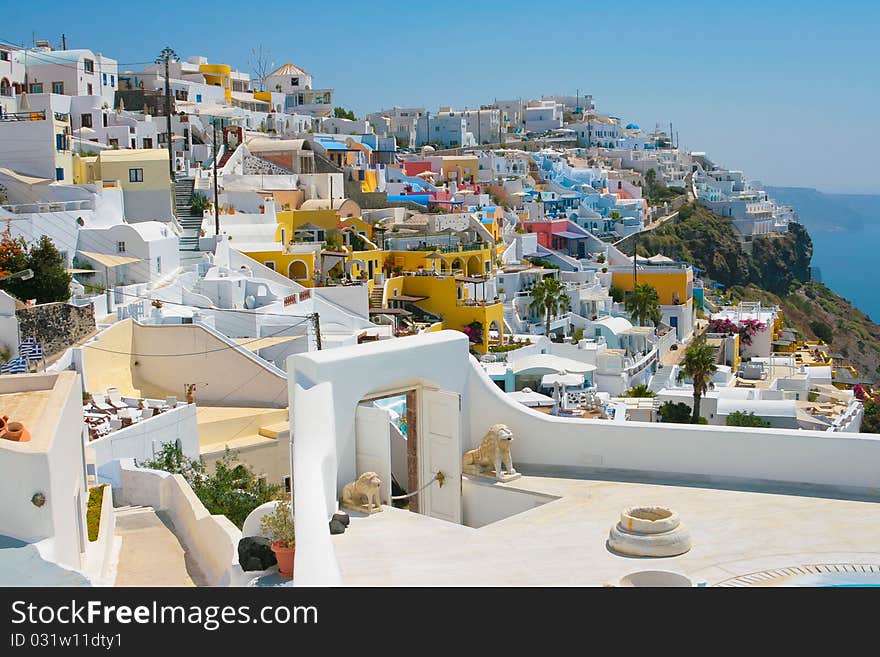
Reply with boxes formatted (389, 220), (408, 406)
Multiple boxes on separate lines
(424, 251), (444, 272)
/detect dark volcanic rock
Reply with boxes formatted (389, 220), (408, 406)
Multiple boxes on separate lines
(238, 536), (276, 571)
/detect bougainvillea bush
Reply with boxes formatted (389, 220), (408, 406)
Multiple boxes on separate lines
(706, 317), (765, 346)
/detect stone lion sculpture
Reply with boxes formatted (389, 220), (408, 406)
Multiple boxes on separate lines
(341, 471), (383, 513)
(462, 424), (517, 480)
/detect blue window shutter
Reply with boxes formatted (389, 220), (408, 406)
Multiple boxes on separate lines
(55, 168), (64, 181)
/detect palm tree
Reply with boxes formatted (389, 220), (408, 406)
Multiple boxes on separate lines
(529, 277), (570, 336)
(622, 384), (656, 398)
(677, 334), (717, 423)
(625, 283), (661, 327)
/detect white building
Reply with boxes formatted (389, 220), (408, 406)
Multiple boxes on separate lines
(525, 100), (563, 133)
(13, 47), (117, 107)
(0, 372), (91, 576)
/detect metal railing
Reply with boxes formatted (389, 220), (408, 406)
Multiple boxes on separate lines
(0, 110), (46, 122)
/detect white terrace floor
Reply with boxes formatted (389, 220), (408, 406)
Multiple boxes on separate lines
(331, 475), (880, 586)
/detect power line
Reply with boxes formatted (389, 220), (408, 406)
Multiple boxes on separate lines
(81, 317), (310, 357)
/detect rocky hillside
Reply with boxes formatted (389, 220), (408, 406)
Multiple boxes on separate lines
(730, 281), (880, 382)
(620, 202), (880, 381)
(620, 202), (812, 295)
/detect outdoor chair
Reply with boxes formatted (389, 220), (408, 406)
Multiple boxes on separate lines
(90, 393), (114, 413)
(166, 396), (178, 407)
(106, 388), (128, 410)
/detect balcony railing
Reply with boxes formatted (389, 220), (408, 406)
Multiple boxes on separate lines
(0, 110), (46, 122)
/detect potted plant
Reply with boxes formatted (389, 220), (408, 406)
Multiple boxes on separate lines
(151, 299), (163, 309)
(260, 500), (295, 578)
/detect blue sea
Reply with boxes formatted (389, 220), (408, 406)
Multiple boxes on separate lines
(766, 187), (880, 321)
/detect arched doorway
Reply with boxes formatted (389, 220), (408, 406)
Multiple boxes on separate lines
(450, 258), (463, 273)
(439, 259), (449, 274)
(466, 256), (482, 276)
(488, 319), (503, 349)
(0, 78), (10, 97)
(288, 260), (308, 281)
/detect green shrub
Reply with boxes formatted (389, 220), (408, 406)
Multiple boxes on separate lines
(658, 401), (692, 423)
(809, 320), (833, 344)
(725, 411), (770, 428)
(86, 485), (107, 541)
(190, 191), (209, 214)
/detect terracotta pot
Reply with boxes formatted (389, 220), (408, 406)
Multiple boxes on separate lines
(0, 414), (8, 431)
(5, 421), (25, 441)
(271, 541), (295, 579)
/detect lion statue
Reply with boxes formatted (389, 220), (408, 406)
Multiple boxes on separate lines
(462, 424), (517, 480)
(341, 471), (383, 513)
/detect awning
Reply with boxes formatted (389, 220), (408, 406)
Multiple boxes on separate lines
(555, 230), (590, 239)
(78, 251), (142, 267)
(540, 373), (586, 388)
(511, 353), (597, 375)
(368, 307), (412, 316)
(507, 389), (555, 407)
(455, 276), (487, 284)
(389, 294), (428, 302)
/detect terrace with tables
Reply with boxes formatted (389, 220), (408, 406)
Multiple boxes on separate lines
(83, 387), (187, 442)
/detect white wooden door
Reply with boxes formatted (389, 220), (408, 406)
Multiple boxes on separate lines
(355, 404), (392, 506)
(419, 389), (462, 524)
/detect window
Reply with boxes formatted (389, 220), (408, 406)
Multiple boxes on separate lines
(110, 75), (115, 87)
(83, 59), (94, 73)
(117, 241), (126, 253)
(102, 73), (107, 85)
(264, 261), (275, 271)
(128, 168), (143, 183)
(30, 83), (43, 93)
(55, 167), (64, 181)
(52, 81), (64, 94)
(291, 77), (299, 86)
(195, 93), (202, 103)
(156, 256), (161, 274)
(109, 138), (118, 148)
(55, 133), (66, 151)
(283, 476), (291, 494)
(87, 83), (93, 95)
(0, 51), (8, 62)
(81, 113), (92, 128)
(142, 137), (153, 148)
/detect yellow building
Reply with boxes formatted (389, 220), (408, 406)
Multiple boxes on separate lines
(384, 273), (504, 353)
(439, 155), (479, 183)
(78, 149), (174, 222)
(611, 266), (693, 306)
(199, 63), (232, 103)
(384, 244), (495, 278)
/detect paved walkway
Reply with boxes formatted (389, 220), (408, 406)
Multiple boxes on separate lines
(113, 506), (207, 586)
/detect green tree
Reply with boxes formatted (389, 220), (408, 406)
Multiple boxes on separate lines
(658, 400), (692, 424)
(622, 384), (656, 398)
(609, 285), (624, 303)
(725, 411), (770, 428)
(333, 106), (356, 120)
(677, 334), (718, 423)
(809, 320), (833, 344)
(140, 442), (281, 529)
(22, 235), (72, 303)
(529, 277), (570, 336)
(154, 46), (180, 64)
(624, 283), (661, 327)
(645, 168), (656, 198)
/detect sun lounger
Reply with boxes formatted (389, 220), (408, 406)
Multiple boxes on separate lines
(90, 393), (114, 413)
(106, 387), (128, 410)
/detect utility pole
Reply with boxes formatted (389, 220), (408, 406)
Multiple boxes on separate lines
(61, 33), (67, 50)
(212, 122), (220, 236)
(164, 55), (175, 181)
(312, 312), (323, 350)
(633, 232), (639, 286)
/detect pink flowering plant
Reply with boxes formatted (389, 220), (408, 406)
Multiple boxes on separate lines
(706, 317), (766, 346)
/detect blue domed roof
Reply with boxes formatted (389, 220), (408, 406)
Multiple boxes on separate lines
(626, 123), (640, 130)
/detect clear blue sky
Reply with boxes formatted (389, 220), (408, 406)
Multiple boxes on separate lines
(4, 1), (879, 193)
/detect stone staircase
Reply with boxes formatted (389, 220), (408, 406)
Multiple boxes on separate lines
(174, 177), (202, 251)
(370, 285), (384, 309)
